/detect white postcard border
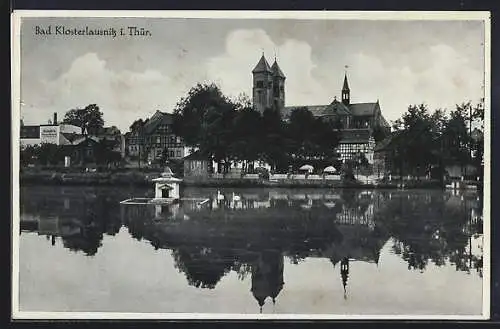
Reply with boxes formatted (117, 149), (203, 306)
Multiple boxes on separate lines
(10, 9), (492, 321)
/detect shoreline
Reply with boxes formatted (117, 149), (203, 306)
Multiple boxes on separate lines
(16, 170), (475, 190)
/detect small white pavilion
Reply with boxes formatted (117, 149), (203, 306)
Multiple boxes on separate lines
(151, 167), (182, 201)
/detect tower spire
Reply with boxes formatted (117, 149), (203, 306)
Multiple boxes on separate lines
(342, 66), (350, 106)
(341, 257), (349, 300)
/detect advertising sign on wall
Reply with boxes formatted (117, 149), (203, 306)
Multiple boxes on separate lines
(40, 126), (59, 144)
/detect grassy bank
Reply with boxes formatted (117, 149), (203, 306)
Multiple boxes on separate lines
(19, 169), (462, 190)
(20, 170), (159, 186)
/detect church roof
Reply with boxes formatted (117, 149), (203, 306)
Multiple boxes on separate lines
(282, 105), (328, 118)
(252, 55), (272, 74)
(348, 103), (379, 116)
(271, 61), (286, 79)
(282, 101), (352, 120)
(330, 99), (352, 115)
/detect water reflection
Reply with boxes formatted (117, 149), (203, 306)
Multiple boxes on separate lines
(20, 186), (483, 310)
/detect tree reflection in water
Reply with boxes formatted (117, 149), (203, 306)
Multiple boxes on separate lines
(375, 191), (483, 276)
(20, 186), (484, 308)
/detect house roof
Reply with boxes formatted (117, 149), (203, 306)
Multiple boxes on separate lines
(271, 60), (286, 79)
(183, 150), (208, 161)
(252, 55), (272, 74)
(143, 110), (174, 134)
(61, 133), (84, 144)
(373, 131), (405, 152)
(71, 136), (100, 145)
(97, 126), (121, 136)
(373, 135), (393, 152)
(20, 125), (40, 139)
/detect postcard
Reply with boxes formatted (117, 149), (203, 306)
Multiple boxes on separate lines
(11, 10), (491, 320)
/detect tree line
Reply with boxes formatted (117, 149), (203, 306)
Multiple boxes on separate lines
(388, 100), (484, 180)
(20, 82), (485, 179)
(170, 83), (343, 173)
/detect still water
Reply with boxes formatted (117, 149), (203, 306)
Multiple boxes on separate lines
(18, 185), (484, 316)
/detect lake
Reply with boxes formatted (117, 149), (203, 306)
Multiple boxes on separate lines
(17, 185), (484, 317)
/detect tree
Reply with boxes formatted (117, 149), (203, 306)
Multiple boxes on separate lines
(128, 118), (147, 167)
(390, 104), (439, 177)
(172, 83), (232, 148)
(37, 143), (63, 166)
(63, 104), (104, 135)
(441, 104), (471, 173)
(372, 125), (388, 143)
(285, 107), (341, 169)
(129, 118), (146, 133)
(286, 107), (317, 161)
(20, 144), (39, 166)
(229, 107), (262, 171)
(173, 82), (240, 172)
(261, 107), (287, 171)
(94, 139), (122, 167)
(199, 100), (237, 171)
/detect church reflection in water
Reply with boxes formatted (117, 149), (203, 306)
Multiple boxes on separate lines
(20, 186), (484, 311)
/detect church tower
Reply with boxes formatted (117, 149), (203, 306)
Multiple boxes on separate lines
(342, 73), (350, 106)
(271, 58), (286, 112)
(252, 54), (274, 114)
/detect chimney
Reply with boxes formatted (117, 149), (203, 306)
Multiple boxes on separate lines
(53, 112), (58, 125)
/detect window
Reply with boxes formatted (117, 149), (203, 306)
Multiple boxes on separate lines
(156, 137), (161, 144)
(258, 91), (264, 104)
(256, 81), (264, 88)
(169, 150), (175, 158)
(170, 136), (175, 144)
(176, 150), (181, 157)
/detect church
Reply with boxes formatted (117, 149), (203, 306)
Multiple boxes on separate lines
(251, 54), (391, 164)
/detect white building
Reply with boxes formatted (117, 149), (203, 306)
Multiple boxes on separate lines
(20, 112), (82, 147)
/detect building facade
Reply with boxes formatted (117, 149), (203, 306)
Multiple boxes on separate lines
(183, 151), (212, 178)
(126, 110), (191, 162)
(251, 55), (390, 165)
(20, 112), (82, 147)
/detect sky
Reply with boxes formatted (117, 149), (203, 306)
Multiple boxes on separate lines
(18, 15), (486, 132)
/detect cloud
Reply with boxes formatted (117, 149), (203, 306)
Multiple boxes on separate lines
(21, 26), (484, 132)
(206, 29), (329, 105)
(346, 44), (483, 123)
(22, 53), (194, 132)
(206, 28), (484, 125)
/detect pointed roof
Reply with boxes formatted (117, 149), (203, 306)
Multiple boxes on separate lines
(252, 54), (272, 74)
(342, 73), (350, 91)
(271, 60), (286, 79)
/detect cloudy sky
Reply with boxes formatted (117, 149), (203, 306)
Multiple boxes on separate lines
(19, 15), (485, 132)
